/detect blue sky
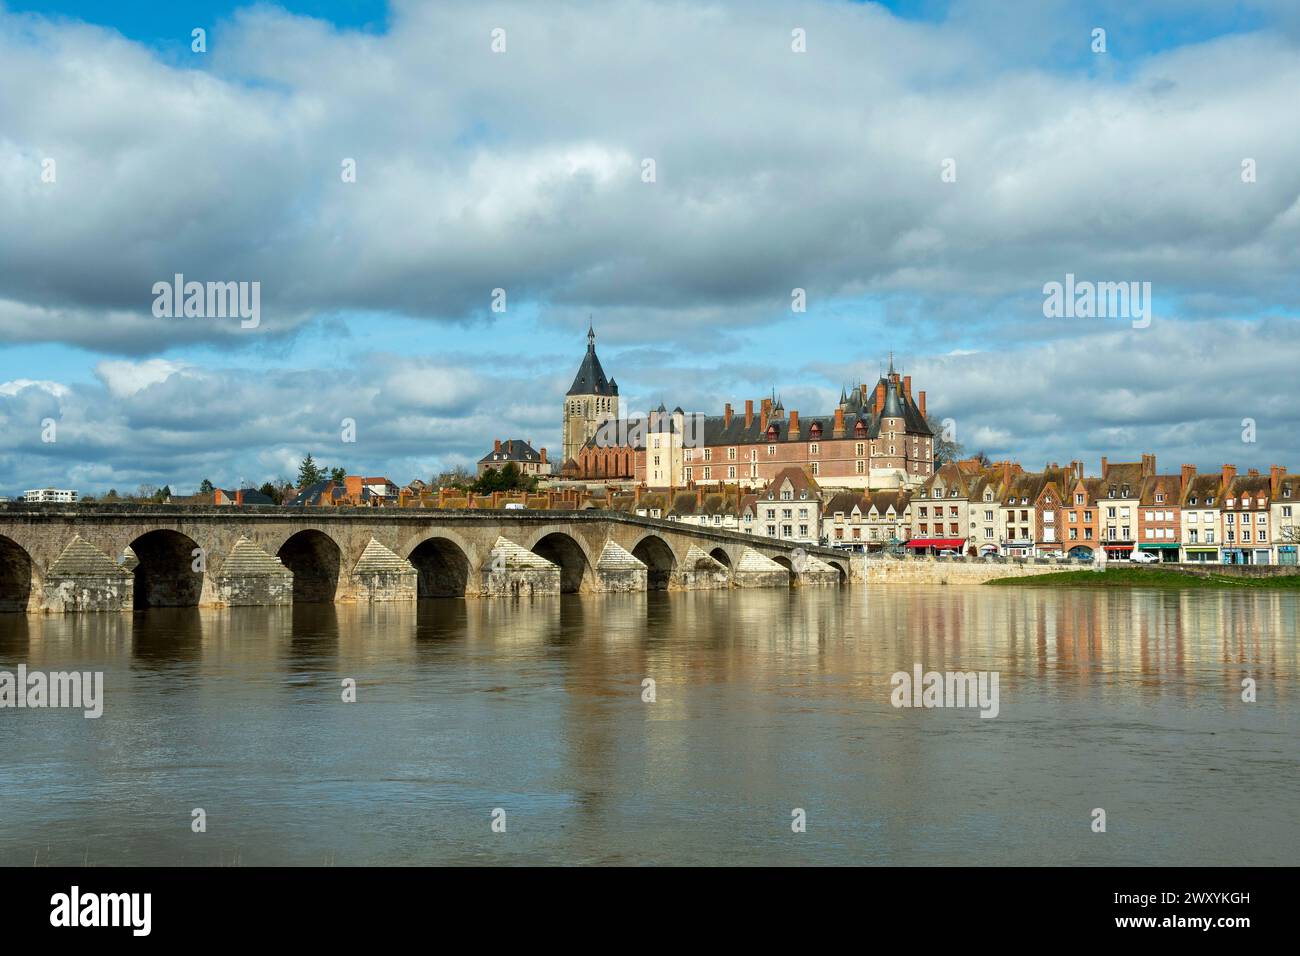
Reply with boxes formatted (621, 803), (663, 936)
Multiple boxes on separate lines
(1, 0), (1298, 495)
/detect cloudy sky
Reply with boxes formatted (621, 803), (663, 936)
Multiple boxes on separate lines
(1, 0), (1298, 496)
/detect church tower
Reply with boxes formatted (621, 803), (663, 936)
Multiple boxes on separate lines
(562, 324), (619, 467)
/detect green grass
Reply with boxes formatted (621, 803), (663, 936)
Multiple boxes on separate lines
(986, 566), (1300, 589)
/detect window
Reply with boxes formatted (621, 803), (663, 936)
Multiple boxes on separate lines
(856, 461), (865, 474)
(810, 462), (820, 476)
(768, 445), (776, 456)
(727, 466), (736, 478)
(809, 443), (819, 455)
(703, 467), (711, 480)
(703, 448), (712, 462)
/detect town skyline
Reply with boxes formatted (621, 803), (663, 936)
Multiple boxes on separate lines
(2, 0), (1298, 496)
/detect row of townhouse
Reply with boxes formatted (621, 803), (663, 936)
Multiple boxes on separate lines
(902, 456), (1300, 565)
(572, 456), (1300, 564)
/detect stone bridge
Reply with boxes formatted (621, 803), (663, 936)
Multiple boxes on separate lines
(0, 504), (849, 613)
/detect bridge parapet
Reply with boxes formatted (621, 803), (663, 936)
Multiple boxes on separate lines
(0, 504), (848, 612)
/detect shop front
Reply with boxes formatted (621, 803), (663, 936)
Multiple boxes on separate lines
(1103, 543), (1135, 561)
(906, 537), (966, 556)
(1221, 548), (1250, 565)
(1003, 538), (1034, 558)
(1184, 546), (1219, 563)
(1138, 543), (1180, 563)
(1067, 545), (1095, 560)
(1280, 545), (1298, 566)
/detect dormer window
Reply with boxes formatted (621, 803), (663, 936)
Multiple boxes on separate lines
(1190, 496), (1198, 505)
(950, 489), (959, 498)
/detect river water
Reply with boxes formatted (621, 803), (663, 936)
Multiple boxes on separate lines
(1, 586), (1296, 866)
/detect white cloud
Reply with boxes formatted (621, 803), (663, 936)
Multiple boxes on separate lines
(95, 359), (191, 398)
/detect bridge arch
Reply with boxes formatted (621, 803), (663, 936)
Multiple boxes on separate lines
(131, 529), (205, 608)
(631, 533), (676, 591)
(0, 535), (33, 613)
(408, 536), (471, 598)
(708, 546), (733, 568)
(826, 559), (849, 584)
(277, 530), (342, 603)
(771, 554), (796, 587)
(527, 531), (592, 594)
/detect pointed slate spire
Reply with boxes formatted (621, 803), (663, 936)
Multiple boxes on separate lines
(567, 322), (614, 396)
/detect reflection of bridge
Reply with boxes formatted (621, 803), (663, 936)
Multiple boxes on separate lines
(0, 504), (849, 612)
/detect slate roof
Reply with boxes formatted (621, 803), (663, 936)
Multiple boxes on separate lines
(288, 480), (343, 507)
(479, 439), (543, 465)
(218, 488), (276, 505)
(579, 374), (930, 451)
(566, 327), (618, 397)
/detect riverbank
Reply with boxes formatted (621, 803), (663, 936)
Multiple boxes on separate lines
(987, 567), (1300, 589)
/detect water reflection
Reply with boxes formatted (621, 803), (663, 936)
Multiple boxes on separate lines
(0, 585), (1296, 866)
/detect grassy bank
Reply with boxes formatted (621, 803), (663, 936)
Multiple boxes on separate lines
(986, 567), (1300, 589)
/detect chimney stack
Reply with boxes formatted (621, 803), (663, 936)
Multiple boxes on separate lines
(494, 439), (501, 454)
(745, 399), (754, 429)
(788, 410), (799, 438)
(724, 403), (733, 428)
(1072, 459), (1084, 481)
(1221, 463), (1236, 490)
(1271, 464), (1285, 495)
(1180, 463), (1195, 495)
(833, 407), (845, 438)
(1101, 456), (1109, 479)
(540, 447), (547, 464)
(919, 390), (927, 420)
(903, 375), (912, 401)
(1142, 453), (1156, 477)
(874, 382), (886, 415)
(760, 398), (771, 431)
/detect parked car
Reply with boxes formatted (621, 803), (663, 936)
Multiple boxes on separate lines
(936, 549), (960, 557)
(1128, 550), (1160, 564)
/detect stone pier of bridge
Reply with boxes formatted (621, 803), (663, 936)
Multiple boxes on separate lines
(0, 505), (850, 613)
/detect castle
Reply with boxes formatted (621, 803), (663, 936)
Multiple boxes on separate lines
(559, 328), (935, 490)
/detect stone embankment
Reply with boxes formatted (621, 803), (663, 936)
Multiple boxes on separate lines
(855, 556), (1081, 584)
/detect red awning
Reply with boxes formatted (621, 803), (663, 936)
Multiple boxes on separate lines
(1103, 544), (1133, 552)
(907, 538), (966, 549)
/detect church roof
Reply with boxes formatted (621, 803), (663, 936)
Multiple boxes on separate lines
(566, 327), (618, 397)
